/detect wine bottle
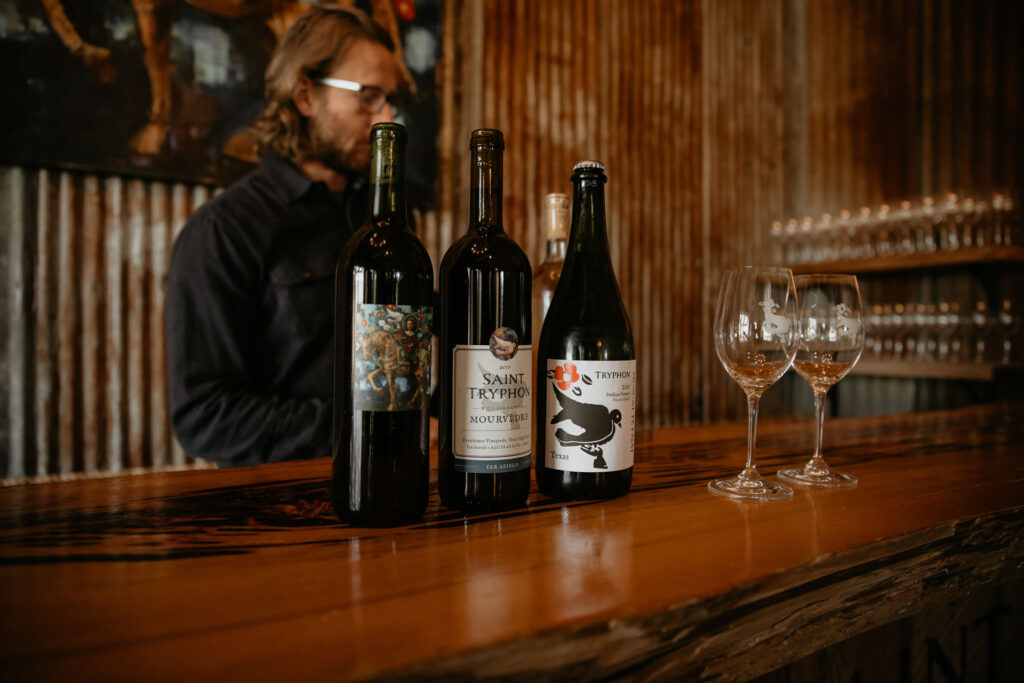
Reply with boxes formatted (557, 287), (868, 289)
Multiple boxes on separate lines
(531, 193), (570, 349)
(536, 161), (635, 500)
(332, 123), (433, 526)
(438, 129), (532, 511)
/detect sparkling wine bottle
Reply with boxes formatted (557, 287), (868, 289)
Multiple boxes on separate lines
(438, 129), (532, 511)
(332, 123), (433, 526)
(536, 161), (636, 500)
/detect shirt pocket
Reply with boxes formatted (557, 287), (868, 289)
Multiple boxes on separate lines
(266, 253), (337, 340)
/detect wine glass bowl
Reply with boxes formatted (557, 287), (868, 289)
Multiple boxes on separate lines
(778, 274), (864, 488)
(709, 267), (798, 501)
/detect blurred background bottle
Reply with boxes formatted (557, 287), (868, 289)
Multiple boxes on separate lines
(532, 193), (571, 349)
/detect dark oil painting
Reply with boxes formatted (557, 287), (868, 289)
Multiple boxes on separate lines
(0, 0), (440, 202)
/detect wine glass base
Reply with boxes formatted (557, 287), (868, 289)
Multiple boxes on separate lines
(777, 467), (858, 488)
(708, 478), (793, 501)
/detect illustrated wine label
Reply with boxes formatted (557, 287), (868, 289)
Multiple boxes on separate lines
(544, 359), (636, 472)
(352, 303), (432, 411)
(452, 327), (532, 473)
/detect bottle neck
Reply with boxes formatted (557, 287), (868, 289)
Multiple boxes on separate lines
(568, 176), (611, 259)
(469, 144), (503, 234)
(369, 135), (407, 226)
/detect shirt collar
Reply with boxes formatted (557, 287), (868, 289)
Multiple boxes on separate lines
(260, 156), (369, 207)
(260, 155), (317, 203)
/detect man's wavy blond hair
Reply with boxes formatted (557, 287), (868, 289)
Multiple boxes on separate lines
(252, 5), (411, 165)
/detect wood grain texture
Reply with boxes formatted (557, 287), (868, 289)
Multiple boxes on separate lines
(0, 403), (1021, 681)
(800, 0), (1022, 215)
(436, 0), (703, 428)
(430, 0), (1022, 428)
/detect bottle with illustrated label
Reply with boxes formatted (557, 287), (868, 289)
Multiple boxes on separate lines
(536, 161), (636, 500)
(438, 129), (532, 511)
(332, 123), (434, 526)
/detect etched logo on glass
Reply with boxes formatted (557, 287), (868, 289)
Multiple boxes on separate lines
(833, 303), (861, 338)
(759, 296), (791, 335)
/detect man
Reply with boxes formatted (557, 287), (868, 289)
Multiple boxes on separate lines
(165, 6), (411, 466)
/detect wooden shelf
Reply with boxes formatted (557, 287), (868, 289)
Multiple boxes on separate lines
(789, 246), (1024, 275)
(850, 358), (1023, 381)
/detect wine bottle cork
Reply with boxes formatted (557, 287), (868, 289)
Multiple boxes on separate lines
(544, 193), (570, 241)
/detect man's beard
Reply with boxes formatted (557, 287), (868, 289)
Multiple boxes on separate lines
(307, 115), (367, 176)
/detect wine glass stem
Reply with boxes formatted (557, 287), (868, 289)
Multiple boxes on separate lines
(745, 394), (760, 471)
(808, 388), (830, 475)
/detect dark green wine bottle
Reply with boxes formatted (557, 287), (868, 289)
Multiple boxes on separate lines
(333, 123), (433, 526)
(438, 129), (532, 511)
(536, 161), (636, 500)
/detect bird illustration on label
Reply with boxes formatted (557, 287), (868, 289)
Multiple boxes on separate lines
(550, 387), (622, 470)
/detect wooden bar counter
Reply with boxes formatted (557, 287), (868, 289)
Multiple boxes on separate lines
(1, 403), (1023, 681)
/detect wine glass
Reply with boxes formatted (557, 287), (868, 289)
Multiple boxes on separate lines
(778, 274), (864, 488)
(710, 266), (798, 501)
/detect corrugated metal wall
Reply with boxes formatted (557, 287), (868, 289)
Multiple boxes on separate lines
(436, 0), (708, 428)
(799, 0), (1022, 213)
(434, 0), (1022, 427)
(3, 0), (1019, 479)
(700, 0), (788, 423)
(1, 167), (216, 479)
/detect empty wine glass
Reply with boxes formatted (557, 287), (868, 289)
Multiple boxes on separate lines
(710, 266), (798, 501)
(997, 299), (1021, 364)
(778, 274), (864, 488)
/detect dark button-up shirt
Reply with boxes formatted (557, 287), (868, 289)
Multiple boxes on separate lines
(165, 156), (368, 467)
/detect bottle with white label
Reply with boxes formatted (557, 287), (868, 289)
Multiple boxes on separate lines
(438, 129), (532, 511)
(536, 161), (635, 500)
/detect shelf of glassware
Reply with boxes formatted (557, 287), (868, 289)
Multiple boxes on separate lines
(789, 245), (1024, 275)
(850, 359), (1023, 381)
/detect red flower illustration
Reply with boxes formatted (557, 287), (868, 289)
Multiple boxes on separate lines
(554, 362), (580, 391)
(393, 0), (416, 21)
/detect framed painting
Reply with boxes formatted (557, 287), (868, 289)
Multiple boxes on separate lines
(1, 0), (440, 201)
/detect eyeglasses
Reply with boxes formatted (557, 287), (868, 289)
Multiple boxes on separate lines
(313, 77), (406, 117)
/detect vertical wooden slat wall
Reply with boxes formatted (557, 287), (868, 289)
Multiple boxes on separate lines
(436, 0), (705, 428)
(434, 0), (1021, 428)
(799, 0), (1022, 216)
(700, 0), (787, 423)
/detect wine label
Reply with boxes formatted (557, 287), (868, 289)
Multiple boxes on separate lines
(452, 327), (532, 473)
(352, 303), (432, 411)
(544, 359), (636, 472)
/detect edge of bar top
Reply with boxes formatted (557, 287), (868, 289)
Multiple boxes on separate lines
(388, 508), (1024, 682)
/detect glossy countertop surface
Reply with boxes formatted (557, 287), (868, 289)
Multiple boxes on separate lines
(1, 403), (1022, 681)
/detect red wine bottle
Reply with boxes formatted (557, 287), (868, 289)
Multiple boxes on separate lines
(536, 161), (636, 500)
(438, 129), (532, 511)
(333, 123), (433, 526)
